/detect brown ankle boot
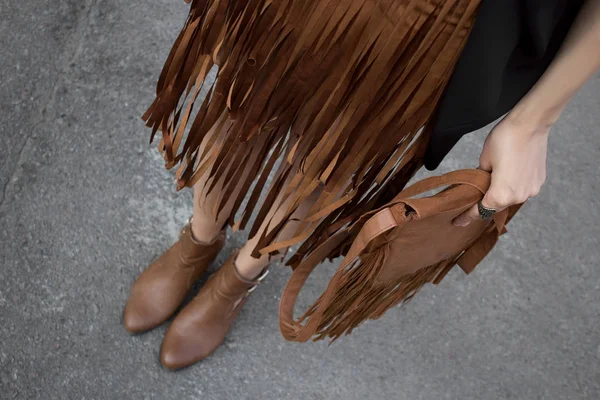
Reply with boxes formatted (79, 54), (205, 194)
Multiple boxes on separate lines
(159, 252), (268, 369)
(123, 221), (225, 333)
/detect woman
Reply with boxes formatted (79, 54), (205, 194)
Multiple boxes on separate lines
(124, 0), (600, 369)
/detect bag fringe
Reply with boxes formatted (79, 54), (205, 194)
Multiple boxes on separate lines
(299, 232), (457, 342)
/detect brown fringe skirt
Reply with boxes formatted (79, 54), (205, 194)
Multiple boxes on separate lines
(143, 0), (480, 266)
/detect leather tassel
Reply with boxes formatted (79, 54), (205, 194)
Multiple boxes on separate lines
(144, 0), (481, 320)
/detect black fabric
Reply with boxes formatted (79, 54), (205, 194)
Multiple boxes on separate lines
(424, 0), (584, 170)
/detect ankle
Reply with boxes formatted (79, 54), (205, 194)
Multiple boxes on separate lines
(234, 248), (270, 281)
(190, 218), (223, 244)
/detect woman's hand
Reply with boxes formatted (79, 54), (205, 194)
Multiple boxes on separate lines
(452, 117), (550, 226)
(453, 0), (600, 226)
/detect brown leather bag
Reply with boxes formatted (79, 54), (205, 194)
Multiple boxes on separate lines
(279, 169), (521, 342)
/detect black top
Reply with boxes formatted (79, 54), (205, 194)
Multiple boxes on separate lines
(424, 0), (584, 170)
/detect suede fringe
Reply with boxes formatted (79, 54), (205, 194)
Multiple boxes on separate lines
(299, 236), (458, 342)
(144, 0), (480, 339)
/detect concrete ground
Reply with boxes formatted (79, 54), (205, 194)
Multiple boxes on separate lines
(1, 1), (599, 399)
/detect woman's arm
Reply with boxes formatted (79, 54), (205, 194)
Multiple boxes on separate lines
(453, 0), (600, 227)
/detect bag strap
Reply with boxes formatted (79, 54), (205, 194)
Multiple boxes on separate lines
(279, 207), (398, 342)
(374, 169), (492, 217)
(397, 168), (491, 200)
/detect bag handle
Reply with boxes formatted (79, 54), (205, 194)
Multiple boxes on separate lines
(397, 169), (491, 200)
(279, 208), (398, 342)
(375, 169), (492, 217)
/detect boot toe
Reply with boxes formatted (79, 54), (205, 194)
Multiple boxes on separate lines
(159, 343), (189, 370)
(123, 299), (164, 334)
(160, 330), (214, 370)
(123, 304), (150, 334)
(160, 337), (210, 370)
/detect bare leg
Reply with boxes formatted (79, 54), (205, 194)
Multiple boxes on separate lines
(192, 163), (322, 279)
(189, 115), (324, 279)
(189, 114), (265, 244)
(234, 184), (322, 279)
(190, 174), (230, 243)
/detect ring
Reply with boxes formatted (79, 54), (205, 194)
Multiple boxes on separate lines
(478, 200), (496, 219)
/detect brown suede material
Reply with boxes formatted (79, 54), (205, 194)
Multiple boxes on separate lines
(143, 0), (482, 275)
(123, 223), (225, 334)
(160, 253), (263, 369)
(279, 169), (522, 342)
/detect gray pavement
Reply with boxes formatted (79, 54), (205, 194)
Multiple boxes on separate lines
(0, 1), (599, 399)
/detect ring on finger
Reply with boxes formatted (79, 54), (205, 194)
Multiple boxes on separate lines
(477, 200), (496, 219)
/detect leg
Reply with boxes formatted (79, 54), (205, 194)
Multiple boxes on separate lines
(189, 172), (231, 243)
(159, 177), (324, 369)
(191, 153), (323, 278)
(234, 183), (323, 279)
(189, 113), (273, 244)
(188, 116), (239, 243)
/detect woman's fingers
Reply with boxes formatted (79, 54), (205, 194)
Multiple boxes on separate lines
(451, 203), (480, 227)
(452, 175), (539, 227)
(452, 180), (506, 226)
